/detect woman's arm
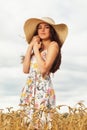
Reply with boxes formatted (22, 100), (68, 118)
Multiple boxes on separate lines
(23, 44), (33, 73)
(33, 41), (59, 76)
(23, 36), (41, 73)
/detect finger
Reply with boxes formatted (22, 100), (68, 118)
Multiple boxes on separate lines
(34, 36), (40, 41)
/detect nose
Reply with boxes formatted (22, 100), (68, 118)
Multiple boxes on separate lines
(41, 26), (45, 32)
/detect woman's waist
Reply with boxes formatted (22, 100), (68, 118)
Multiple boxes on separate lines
(27, 70), (51, 81)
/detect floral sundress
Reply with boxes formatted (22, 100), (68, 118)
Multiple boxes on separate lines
(20, 50), (56, 128)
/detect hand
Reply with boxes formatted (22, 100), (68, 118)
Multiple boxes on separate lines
(30, 35), (40, 47)
(31, 35), (41, 51)
(33, 41), (42, 52)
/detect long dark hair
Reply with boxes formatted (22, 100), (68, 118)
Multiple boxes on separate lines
(34, 24), (62, 73)
(49, 25), (62, 73)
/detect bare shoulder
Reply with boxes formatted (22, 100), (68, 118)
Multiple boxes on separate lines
(48, 41), (59, 53)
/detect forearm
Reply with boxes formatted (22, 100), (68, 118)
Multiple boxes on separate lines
(23, 45), (33, 73)
(34, 48), (47, 75)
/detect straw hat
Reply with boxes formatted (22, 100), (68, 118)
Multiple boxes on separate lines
(24, 17), (68, 45)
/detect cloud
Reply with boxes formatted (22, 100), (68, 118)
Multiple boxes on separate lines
(0, 0), (87, 109)
(0, 39), (27, 67)
(0, 96), (20, 110)
(0, 66), (27, 96)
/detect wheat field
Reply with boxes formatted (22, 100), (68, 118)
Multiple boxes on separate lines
(0, 102), (87, 130)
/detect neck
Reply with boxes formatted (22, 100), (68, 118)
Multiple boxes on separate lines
(42, 39), (51, 50)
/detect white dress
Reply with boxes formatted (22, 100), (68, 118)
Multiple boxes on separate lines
(20, 50), (56, 128)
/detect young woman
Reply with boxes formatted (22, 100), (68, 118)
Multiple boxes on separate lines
(20, 17), (68, 129)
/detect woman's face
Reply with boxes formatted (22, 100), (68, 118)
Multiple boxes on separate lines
(37, 22), (51, 40)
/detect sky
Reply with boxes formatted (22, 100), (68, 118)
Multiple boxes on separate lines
(0, 0), (87, 111)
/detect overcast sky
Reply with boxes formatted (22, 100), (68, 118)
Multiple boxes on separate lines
(0, 0), (87, 111)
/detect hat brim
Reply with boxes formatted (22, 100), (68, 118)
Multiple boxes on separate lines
(24, 18), (68, 45)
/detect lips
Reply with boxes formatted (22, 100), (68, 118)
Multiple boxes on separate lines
(40, 33), (45, 35)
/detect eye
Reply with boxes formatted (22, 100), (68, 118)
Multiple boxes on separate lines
(37, 25), (42, 29)
(45, 25), (50, 29)
(37, 26), (41, 29)
(37, 23), (50, 30)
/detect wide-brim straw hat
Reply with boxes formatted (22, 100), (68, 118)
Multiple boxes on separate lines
(24, 17), (68, 45)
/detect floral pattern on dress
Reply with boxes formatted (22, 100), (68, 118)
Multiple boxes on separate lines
(20, 50), (56, 128)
